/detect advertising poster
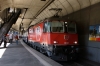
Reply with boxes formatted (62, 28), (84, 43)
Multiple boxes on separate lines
(89, 25), (100, 41)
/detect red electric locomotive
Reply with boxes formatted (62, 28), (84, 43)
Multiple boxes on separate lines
(28, 17), (78, 61)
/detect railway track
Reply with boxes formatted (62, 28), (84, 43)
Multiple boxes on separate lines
(58, 61), (94, 66)
(23, 41), (99, 66)
(58, 61), (82, 66)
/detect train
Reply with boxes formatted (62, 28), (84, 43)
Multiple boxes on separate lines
(23, 17), (78, 61)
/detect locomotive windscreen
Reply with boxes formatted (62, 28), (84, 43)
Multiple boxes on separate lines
(44, 21), (76, 33)
(50, 21), (64, 32)
(67, 22), (77, 33)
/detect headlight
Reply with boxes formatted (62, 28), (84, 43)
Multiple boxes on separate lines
(74, 41), (77, 44)
(65, 22), (67, 24)
(54, 41), (57, 43)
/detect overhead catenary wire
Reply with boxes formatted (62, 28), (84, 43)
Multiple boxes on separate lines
(58, 0), (68, 16)
(29, 0), (54, 26)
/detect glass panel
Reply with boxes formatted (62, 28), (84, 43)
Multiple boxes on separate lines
(47, 22), (50, 32)
(50, 21), (64, 32)
(43, 22), (50, 32)
(68, 22), (76, 33)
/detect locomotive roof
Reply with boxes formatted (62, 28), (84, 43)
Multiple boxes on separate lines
(28, 16), (68, 29)
(45, 17), (65, 21)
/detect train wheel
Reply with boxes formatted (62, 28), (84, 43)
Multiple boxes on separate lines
(46, 51), (52, 57)
(40, 48), (43, 53)
(36, 47), (40, 51)
(31, 45), (34, 48)
(40, 48), (45, 54)
(34, 45), (36, 49)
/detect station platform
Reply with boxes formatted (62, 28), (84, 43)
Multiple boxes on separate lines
(0, 40), (62, 66)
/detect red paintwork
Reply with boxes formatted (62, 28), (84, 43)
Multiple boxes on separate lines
(28, 21), (78, 46)
(50, 33), (78, 45)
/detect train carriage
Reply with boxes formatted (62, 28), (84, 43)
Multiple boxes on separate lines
(28, 17), (78, 61)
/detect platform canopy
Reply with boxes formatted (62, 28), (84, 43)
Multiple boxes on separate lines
(0, 0), (99, 31)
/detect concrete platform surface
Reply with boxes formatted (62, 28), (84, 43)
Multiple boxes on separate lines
(0, 40), (62, 66)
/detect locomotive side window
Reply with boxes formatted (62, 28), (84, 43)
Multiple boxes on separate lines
(29, 28), (33, 33)
(68, 22), (76, 33)
(43, 22), (50, 32)
(37, 27), (40, 33)
(37, 26), (42, 34)
(50, 21), (64, 32)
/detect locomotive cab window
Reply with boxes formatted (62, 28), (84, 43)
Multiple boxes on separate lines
(67, 22), (76, 33)
(50, 21), (64, 33)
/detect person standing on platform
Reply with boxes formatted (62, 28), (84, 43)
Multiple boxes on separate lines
(3, 35), (7, 48)
(15, 35), (18, 44)
(9, 33), (13, 44)
(0, 37), (3, 46)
